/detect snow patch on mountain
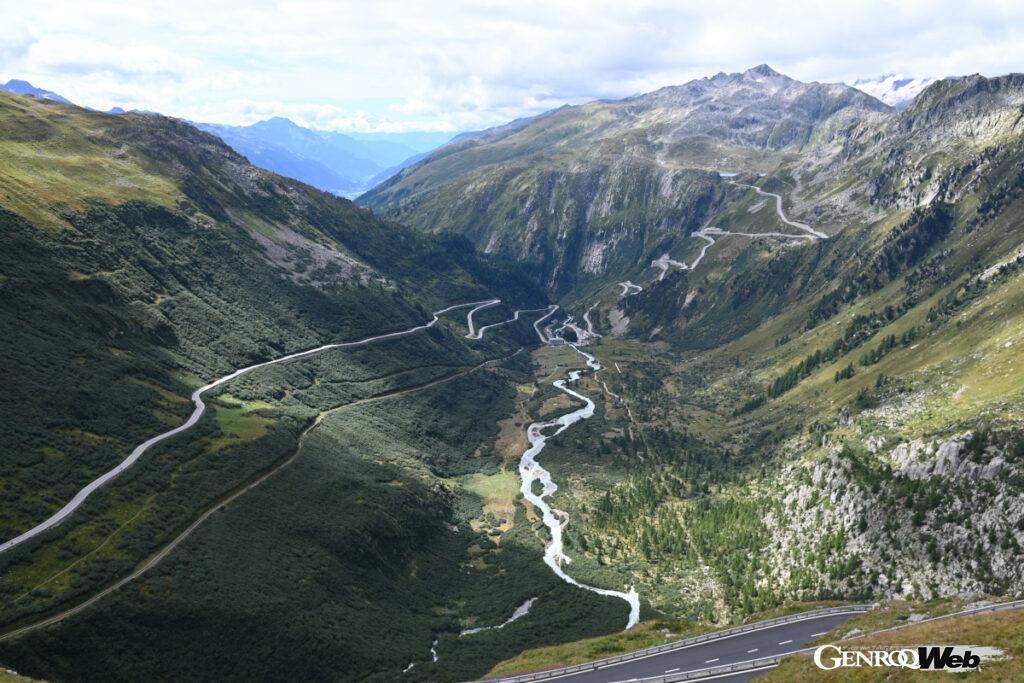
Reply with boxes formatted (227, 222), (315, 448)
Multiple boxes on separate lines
(853, 74), (937, 108)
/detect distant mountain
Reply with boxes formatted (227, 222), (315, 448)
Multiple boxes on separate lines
(362, 64), (890, 292)
(198, 117), (455, 196)
(364, 149), (433, 188)
(108, 106), (159, 115)
(9, 63), (1024, 683)
(0, 79), (72, 104)
(853, 74), (937, 107)
(447, 106), (571, 144)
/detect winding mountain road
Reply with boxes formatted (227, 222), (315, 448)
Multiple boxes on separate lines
(466, 303), (554, 341)
(617, 281), (643, 296)
(639, 177), (826, 284)
(1, 302), (558, 641)
(728, 181), (827, 239)
(0, 299), (527, 556)
(464, 299), (502, 338)
(0, 350), (525, 643)
(532, 304), (561, 343)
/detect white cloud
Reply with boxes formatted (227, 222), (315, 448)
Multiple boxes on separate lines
(2, 0), (1023, 132)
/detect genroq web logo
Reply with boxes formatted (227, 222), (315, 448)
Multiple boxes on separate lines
(813, 645), (985, 671)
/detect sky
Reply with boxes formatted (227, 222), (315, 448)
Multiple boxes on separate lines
(2, 0), (1023, 133)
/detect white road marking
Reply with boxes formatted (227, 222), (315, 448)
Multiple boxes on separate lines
(664, 668), (680, 674)
(535, 609), (871, 681)
(705, 658), (720, 663)
(778, 639), (793, 645)
(747, 648), (759, 653)
(812, 631), (828, 637)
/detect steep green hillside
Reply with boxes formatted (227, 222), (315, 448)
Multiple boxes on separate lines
(0, 339), (628, 682)
(427, 72), (1024, 628)
(0, 91), (574, 681)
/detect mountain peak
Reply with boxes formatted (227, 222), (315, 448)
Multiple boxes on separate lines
(1, 79), (73, 105)
(744, 64), (782, 78)
(255, 116), (301, 129)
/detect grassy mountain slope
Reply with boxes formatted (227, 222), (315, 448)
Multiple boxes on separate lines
(5, 65), (1024, 681)
(450, 72), (1024, 629)
(0, 89), (541, 547)
(0, 337), (629, 682)
(0, 91), (588, 681)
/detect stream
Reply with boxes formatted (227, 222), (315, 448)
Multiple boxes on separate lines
(516, 342), (641, 629)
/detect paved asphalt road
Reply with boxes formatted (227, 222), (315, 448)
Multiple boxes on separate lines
(538, 611), (860, 682)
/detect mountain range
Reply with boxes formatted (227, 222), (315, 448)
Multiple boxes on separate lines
(366, 60), (1024, 637)
(4, 62), (1024, 682)
(196, 117), (454, 196)
(361, 65), (889, 292)
(0, 79), (72, 105)
(0, 87), (551, 681)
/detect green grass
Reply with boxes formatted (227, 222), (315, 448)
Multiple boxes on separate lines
(0, 670), (47, 683)
(208, 402), (274, 451)
(457, 470), (521, 534)
(0, 89), (548, 683)
(0, 92), (181, 228)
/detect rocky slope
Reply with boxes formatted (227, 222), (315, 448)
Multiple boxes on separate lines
(5, 65), (1024, 680)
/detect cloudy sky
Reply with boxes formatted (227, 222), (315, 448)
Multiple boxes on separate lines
(2, 0), (1023, 132)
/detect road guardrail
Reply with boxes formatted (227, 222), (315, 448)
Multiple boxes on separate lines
(477, 604), (871, 682)
(652, 598), (1024, 682)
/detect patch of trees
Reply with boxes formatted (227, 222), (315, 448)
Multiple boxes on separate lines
(834, 363), (855, 382)
(767, 307), (898, 399)
(806, 203), (953, 329)
(928, 252), (1024, 324)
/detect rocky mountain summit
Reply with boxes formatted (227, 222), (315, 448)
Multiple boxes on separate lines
(628, 64), (889, 150)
